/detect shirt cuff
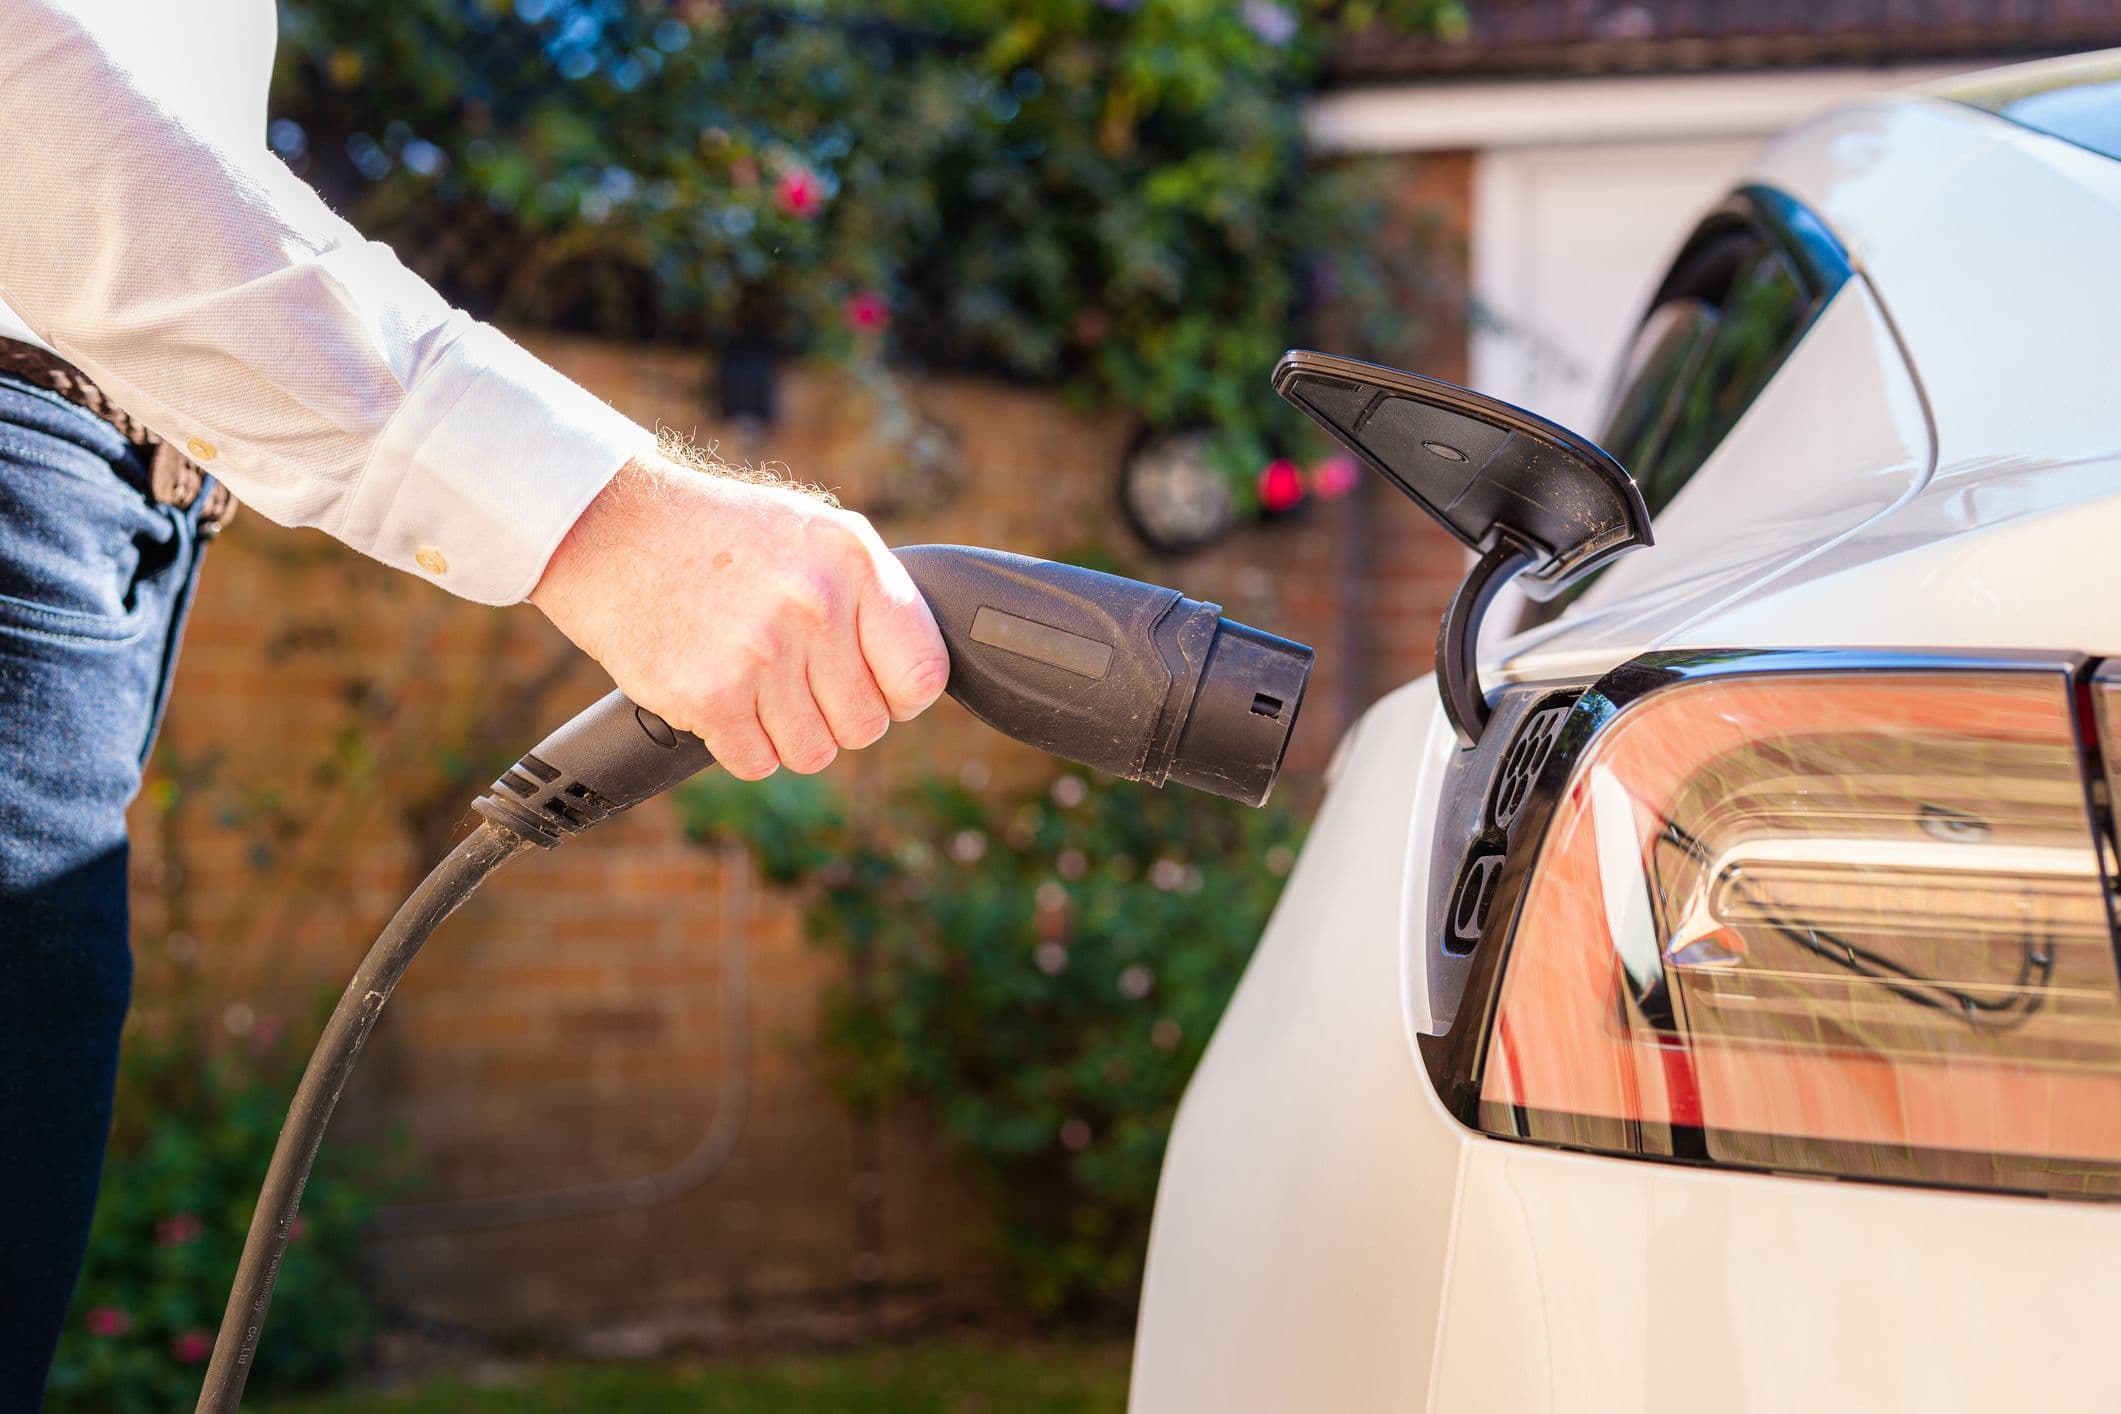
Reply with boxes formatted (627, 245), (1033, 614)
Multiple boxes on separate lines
(340, 322), (652, 605)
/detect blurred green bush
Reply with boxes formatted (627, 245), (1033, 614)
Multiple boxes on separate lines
(44, 1013), (388, 1413)
(272, 0), (1462, 499)
(681, 767), (1301, 1315)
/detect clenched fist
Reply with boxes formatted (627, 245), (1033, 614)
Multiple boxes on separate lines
(530, 452), (949, 779)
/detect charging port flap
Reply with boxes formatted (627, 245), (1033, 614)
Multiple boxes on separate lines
(1273, 350), (1651, 748)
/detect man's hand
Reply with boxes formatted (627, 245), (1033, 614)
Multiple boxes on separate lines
(530, 455), (949, 779)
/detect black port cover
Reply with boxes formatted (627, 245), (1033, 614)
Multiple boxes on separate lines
(1272, 351), (1651, 599)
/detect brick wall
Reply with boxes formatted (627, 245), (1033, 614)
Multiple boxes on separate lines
(127, 156), (1471, 1349)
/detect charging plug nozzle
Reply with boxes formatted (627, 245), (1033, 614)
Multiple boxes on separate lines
(894, 545), (1310, 807)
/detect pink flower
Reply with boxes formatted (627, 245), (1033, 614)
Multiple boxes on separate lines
(843, 291), (889, 333)
(85, 1307), (131, 1338)
(1257, 458), (1305, 514)
(249, 1012), (285, 1052)
(773, 166), (825, 219)
(1309, 452), (1360, 501)
(156, 1212), (204, 1247)
(171, 1330), (214, 1364)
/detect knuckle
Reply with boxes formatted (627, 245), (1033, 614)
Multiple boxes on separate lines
(784, 739), (838, 775)
(824, 505), (876, 545)
(733, 626), (783, 674)
(826, 512), (887, 577)
(688, 677), (751, 724)
(707, 736), (777, 780)
(893, 651), (951, 711)
(778, 567), (840, 627)
(840, 711), (890, 749)
(802, 509), (858, 557)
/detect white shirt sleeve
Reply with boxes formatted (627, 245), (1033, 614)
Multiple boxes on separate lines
(0, 3), (652, 605)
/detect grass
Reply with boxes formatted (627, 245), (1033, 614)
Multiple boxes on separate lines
(253, 1339), (1130, 1413)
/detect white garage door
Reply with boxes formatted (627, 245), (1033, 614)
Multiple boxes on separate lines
(1469, 137), (1759, 441)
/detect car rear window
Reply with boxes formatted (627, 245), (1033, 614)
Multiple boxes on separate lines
(1516, 187), (1845, 631)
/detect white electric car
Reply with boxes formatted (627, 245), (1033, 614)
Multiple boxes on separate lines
(1133, 52), (2121, 1412)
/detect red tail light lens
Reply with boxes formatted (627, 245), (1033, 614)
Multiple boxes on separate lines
(1478, 668), (2121, 1196)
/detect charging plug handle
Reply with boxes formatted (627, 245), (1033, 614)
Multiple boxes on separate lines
(474, 545), (1313, 843)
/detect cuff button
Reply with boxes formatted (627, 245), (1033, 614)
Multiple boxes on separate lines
(415, 546), (449, 575)
(185, 436), (218, 463)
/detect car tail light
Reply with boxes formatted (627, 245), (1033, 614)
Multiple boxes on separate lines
(1472, 662), (2121, 1197)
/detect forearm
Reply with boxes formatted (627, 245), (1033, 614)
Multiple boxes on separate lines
(0, 2), (646, 603)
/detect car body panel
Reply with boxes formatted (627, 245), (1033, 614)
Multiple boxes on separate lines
(1134, 60), (2121, 1413)
(1498, 272), (1933, 663)
(1735, 97), (2001, 267)
(1436, 1140), (2121, 1412)
(1506, 92), (2121, 677)
(1130, 678), (1461, 1411)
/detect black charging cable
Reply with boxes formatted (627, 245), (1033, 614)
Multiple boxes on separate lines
(193, 545), (1313, 1413)
(196, 692), (716, 1414)
(196, 819), (543, 1410)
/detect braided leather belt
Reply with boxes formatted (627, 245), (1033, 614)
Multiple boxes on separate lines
(0, 338), (236, 535)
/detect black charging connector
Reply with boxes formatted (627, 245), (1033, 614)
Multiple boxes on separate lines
(467, 545), (1312, 848)
(895, 545), (1309, 808)
(197, 545), (1314, 1412)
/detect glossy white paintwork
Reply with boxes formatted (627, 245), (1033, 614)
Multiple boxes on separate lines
(1675, 99), (2121, 659)
(1133, 55), (2121, 1412)
(1436, 1141), (2121, 1411)
(1490, 270), (1934, 666)
(1131, 679), (1459, 1412)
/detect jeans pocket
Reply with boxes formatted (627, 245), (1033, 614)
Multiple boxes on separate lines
(0, 388), (176, 650)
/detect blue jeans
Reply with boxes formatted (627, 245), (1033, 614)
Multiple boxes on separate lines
(0, 375), (207, 1407)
